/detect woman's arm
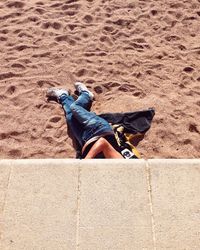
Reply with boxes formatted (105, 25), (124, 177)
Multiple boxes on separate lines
(85, 137), (123, 159)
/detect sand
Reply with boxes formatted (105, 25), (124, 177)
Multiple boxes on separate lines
(0, 0), (200, 159)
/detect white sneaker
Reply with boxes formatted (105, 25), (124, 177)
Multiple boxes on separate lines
(74, 82), (94, 100)
(46, 88), (68, 103)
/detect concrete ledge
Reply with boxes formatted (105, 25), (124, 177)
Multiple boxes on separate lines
(0, 159), (199, 250)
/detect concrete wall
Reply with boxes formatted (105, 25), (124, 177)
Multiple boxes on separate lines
(0, 159), (199, 250)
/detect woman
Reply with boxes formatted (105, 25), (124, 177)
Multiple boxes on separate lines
(46, 82), (123, 159)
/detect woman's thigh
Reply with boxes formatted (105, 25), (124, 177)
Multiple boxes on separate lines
(70, 103), (100, 125)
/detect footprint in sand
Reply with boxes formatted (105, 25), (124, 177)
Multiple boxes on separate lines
(0, 29), (9, 34)
(99, 36), (113, 47)
(183, 138), (192, 145)
(18, 31), (34, 38)
(118, 84), (133, 92)
(37, 80), (56, 88)
(165, 35), (181, 42)
(11, 63), (25, 70)
(0, 36), (7, 41)
(0, 133), (7, 140)
(150, 9), (158, 16)
(83, 15), (93, 23)
(45, 116), (63, 130)
(103, 82), (121, 90)
(132, 90), (146, 98)
(14, 44), (31, 51)
(49, 116), (62, 123)
(189, 123), (199, 134)
(0, 72), (18, 81)
(85, 79), (95, 84)
(34, 7), (45, 15)
(196, 77), (200, 81)
(6, 1), (25, 8)
(62, 3), (80, 11)
(103, 26), (115, 33)
(94, 85), (103, 94)
(68, 24), (78, 31)
(118, 84), (146, 98)
(32, 52), (51, 58)
(183, 66), (194, 73)
(195, 100), (200, 106)
(50, 3), (62, 8)
(55, 35), (76, 45)
(8, 149), (22, 157)
(76, 68), (87, 77)
(41, 22), (62, 30)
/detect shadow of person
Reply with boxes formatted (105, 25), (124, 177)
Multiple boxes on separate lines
(66, 125), (82, 159)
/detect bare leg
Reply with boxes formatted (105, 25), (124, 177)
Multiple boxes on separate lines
(85, 138), (123, 159)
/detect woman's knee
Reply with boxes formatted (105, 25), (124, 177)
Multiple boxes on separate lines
(97, 137), (109, 150)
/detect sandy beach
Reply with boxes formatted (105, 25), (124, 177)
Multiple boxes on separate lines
(0, 0), (200, 159)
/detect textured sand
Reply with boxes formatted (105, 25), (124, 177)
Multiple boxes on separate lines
(0, 0), (200, 159)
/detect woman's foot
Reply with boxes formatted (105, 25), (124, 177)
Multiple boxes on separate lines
(46, 88), (69, 103)
(74, 82), (94, 100)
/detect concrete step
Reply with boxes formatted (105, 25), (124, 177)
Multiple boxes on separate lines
(0, 159), (199, 250)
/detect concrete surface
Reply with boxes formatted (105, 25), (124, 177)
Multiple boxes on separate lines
(0, 159), (199, 250)
(148, 159), (200, 250)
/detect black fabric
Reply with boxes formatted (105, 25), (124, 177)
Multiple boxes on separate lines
(81, 140), (97, 158)
(99, 108), (155, 134)
(104, 134), (121, 153)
